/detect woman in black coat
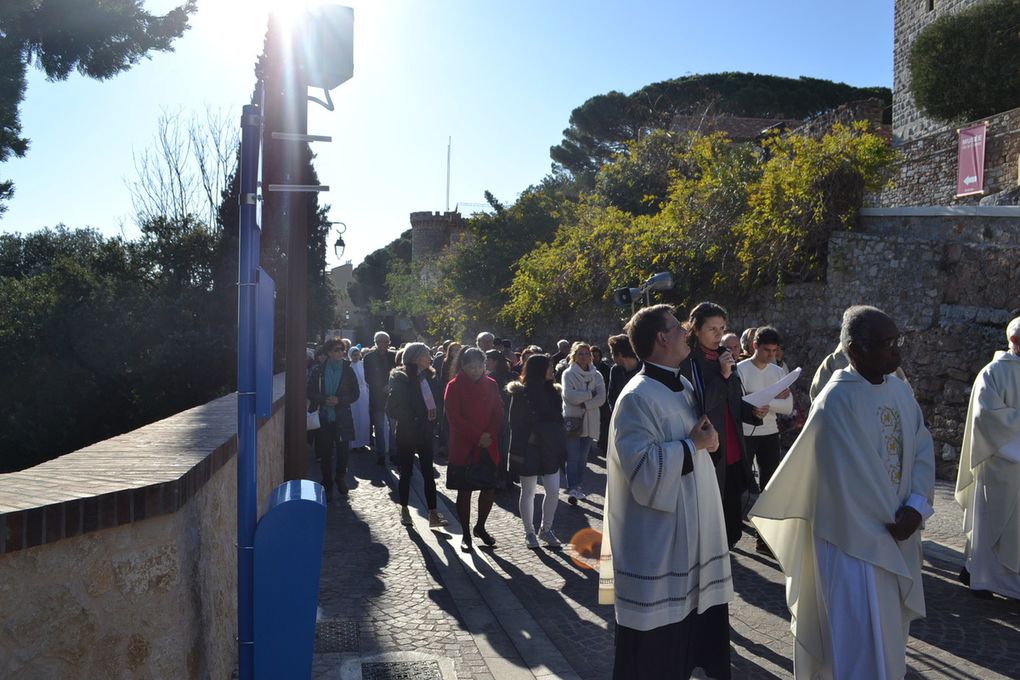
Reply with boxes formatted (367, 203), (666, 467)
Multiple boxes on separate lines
(679, 302), (763, 549)
(307, 340), (360, 501)
(386, 342), (448, 529)
(507, 354), (567, 549)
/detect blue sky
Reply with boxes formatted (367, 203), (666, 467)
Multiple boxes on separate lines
(1, 0), (894, 269)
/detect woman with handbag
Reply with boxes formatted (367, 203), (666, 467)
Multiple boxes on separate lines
(561, 341), (606, 505)
(306, 339), (360, 501)
(444, 347), (505, 551)
(386, 343), (449, 529)
(507, 354), (566, 548)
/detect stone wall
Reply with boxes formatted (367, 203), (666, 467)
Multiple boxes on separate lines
(795, 98), (888, 140)
(733, 209), (1020, 480)
(876, 107), (1020, 208)
(0, 375), (287, 679)
(535, 209), (1020, 481)
(893, 0), (987, 143)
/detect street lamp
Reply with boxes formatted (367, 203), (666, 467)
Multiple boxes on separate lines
(331, 221), (347, 260)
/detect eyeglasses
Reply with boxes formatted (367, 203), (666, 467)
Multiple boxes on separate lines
(865, 335), (905, 350)
(661, 323), (688, 336)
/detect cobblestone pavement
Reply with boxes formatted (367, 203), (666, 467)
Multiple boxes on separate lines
(312, 445), (1020, 679)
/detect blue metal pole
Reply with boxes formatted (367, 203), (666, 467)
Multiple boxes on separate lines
(237, 103), (262, 680)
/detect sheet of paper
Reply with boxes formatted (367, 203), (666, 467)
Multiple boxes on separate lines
(999, 427), (1020, 463)
(741, 367), (802, 408)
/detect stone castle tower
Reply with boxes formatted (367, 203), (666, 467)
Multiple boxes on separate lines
(893, 0), (988, 143)
(409, 211), (468, 262)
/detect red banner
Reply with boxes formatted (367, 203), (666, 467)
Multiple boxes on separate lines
(956, 123), (987, 197)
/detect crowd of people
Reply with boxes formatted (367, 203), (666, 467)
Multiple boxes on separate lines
(302, 302), (1020, 680)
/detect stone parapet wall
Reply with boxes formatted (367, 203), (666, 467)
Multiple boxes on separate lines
(0, 375), (286, 679)
(876, 107), (1020, 208)
(735, 211), (1019, 480)
(893, 0), (987, 143)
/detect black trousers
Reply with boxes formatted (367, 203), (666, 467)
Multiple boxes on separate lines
(745, 433), (782, 492)
(613, 604), (731, 679)
(315, 420), (349, 493)
(397, 435), (437, 509)
(722, 462), (746, 549)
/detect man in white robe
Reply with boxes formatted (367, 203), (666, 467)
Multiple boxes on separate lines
(750, 305), (935, 680)
(955, 316), (1020, 599)
(599, 304), (733, 680)
(809, 342), (909, 402)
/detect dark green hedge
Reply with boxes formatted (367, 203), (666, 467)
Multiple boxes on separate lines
(910, 0), (1020, 122)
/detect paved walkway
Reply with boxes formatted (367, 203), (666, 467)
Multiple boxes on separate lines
(311, 447), (1020, 679)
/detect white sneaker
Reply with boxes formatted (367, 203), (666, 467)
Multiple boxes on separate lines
(539, 529), (561, 548)
(575, 489), (588, 501)
(525, 532), (540, 549)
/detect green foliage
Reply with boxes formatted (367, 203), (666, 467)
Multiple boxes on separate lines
(734, 122), (894, 287)
(594, 130), (700, 215)
(909, 0), (1020, 122)
(0, 0), (197, 215)
(504, 124), (893, 331)
(348, 229), (412, 308)
(0, 224), (234, 473)
(551, 72), (892, 184)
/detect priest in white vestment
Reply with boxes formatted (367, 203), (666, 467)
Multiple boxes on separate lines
(809, 343), (909, 402)
(349, 346), (372, 449)
(956, 316), (1020, 599)
(599, 304), (733, 680)
(750, 306), (935, 680)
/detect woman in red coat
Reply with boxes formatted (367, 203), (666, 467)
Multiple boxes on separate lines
(444, 347), (505, 551)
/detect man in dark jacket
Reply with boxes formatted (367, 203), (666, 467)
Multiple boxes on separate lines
(363, 331), (398, 464)
(307, 340), (360, 500)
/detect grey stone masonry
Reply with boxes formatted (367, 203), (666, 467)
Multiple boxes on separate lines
(876, 106), (1020, 208)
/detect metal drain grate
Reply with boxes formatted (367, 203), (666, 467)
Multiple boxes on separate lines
(360, 661), (443, 680)
(314, 619), (361, 653)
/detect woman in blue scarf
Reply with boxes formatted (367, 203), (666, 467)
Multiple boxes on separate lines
(307, 339), (360, 501)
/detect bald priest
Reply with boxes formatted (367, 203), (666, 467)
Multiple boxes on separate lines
(750, 306), (935, 679)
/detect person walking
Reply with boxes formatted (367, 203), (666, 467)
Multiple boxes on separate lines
(680, 302), (761, 549)
(561, 341), (606, 504)
(307, 340), (360, 502)
(364, 331), (397, 465)
(444, 347), (505, 551)
(735, 326), (793, 555)
(599, 304), (730, 680)
(956, 316), (1020, 599)
(507, 354), (566, 548)
(386, 343), (449, 529)
(750, 306), (934, 680)
(591, 345), (613, 452)
(348, 345), (372, 451)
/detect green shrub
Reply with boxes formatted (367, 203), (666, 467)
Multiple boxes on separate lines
(910, 0), (1020, 122)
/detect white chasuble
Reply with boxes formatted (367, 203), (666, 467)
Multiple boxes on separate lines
(599, 373), (733, 632)
(956, 351), (1020, 597)
(750, 368), (935, 679)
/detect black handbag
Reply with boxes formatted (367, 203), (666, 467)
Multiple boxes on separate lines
(448, 446), (499, 491)
(563, 415), (583, 438)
